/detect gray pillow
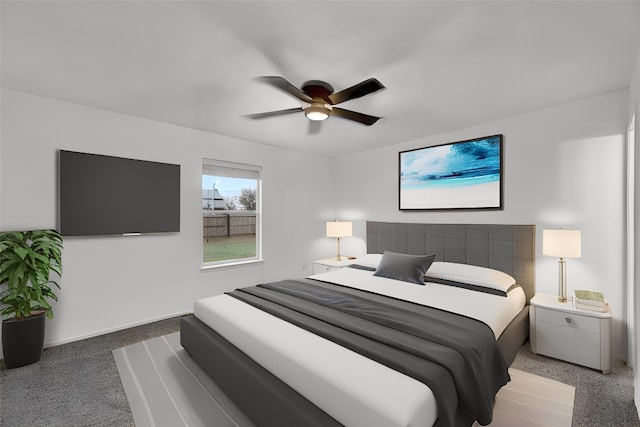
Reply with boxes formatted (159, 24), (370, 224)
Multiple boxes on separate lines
(373, 251), (436, 285)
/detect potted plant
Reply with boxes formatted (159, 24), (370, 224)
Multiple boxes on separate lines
(0, 229), (63, 368)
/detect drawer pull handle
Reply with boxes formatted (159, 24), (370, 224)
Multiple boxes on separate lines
(565, 317), (571, 324)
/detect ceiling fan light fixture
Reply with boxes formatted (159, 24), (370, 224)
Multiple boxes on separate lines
(305, 103), (331, 121)
(251, 76), (384, 126)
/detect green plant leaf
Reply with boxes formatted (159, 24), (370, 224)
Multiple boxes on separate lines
(0, 229), (63, 320)
(12, 246), (28, 260)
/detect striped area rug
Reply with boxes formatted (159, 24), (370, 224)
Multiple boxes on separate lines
(113, 332), (254, 427)
(473, 369), (575, 427)
(114, 333), (575, 427)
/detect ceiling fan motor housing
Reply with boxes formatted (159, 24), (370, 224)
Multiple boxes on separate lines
(301, 80), (335, 102)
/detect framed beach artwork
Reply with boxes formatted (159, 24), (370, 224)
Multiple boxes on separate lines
(399, 134), (503, 210)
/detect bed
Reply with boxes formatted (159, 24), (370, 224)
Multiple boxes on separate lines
(181, 222), (536, 427)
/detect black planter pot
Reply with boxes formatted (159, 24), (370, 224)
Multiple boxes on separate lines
(2, 312), (46, 369)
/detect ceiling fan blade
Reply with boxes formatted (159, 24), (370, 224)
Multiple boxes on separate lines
(328, 78), (385, 105)
(330, 107), (381, 126)
(256, 76), (312, 103)
(247, 107), (302, 119)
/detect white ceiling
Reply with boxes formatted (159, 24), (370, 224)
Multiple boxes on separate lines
(2, 1), (640, 157)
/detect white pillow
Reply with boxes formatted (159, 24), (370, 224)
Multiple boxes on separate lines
(352, 253), (383, 269)
(425, 262), (516, 293)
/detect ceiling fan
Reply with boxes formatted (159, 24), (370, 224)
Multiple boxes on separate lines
(248, 76), (385, 126)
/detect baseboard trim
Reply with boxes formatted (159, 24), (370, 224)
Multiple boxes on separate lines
(42, 310), (192, 350)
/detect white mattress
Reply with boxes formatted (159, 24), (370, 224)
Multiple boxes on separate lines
(193, 267), (525, 427)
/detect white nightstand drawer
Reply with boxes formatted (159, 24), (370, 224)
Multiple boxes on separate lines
(536, 306), (600, 334)
(313, 263), (340, 274)
(536, 321), (600, 369)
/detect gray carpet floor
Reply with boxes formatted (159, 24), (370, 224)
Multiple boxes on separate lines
(0, 317), (181, 426)
(1, 315), (638, 427)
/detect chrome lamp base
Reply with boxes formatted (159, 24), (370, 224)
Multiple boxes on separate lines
(557, 258), (568, 302)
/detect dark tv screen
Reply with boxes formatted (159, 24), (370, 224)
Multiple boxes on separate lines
(59, 150), (180, 236)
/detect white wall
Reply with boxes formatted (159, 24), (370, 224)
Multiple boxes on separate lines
(629, 47), (640, 414)
(334, 90), (629, 361)
(0, 89), (336, 350)
(0, 87), (632, 364)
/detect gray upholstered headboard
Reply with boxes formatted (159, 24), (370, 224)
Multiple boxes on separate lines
(366, 221), (536, 303)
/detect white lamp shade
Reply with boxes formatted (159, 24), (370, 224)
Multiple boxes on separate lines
(326, 221), (352, 238)
(543, 229), (581, 258)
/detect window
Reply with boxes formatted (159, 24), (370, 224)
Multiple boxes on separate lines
(202, 159), (261, 267)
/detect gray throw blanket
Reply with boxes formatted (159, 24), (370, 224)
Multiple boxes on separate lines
(228, 278), (509, 427)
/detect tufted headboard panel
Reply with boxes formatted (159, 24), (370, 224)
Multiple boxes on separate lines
(366, 221), (536, 302)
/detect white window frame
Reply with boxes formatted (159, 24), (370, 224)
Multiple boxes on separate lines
(201, 158), (262, 270)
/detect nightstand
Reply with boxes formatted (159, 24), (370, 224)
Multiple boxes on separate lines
(312, 257), (355, 274)
(530, 292), (612, 374)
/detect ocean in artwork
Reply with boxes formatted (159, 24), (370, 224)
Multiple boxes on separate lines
(400, 136), (501, 209)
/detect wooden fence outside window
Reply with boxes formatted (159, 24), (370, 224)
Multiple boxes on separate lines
(203, 212), (256, 240)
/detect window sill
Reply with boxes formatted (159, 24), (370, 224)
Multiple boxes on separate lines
(200, 258), (264, 272)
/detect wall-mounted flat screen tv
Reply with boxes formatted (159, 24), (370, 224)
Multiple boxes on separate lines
(59, 150), (180, 236)
(399, 134), (503, 210)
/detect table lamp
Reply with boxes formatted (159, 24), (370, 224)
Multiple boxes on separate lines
(326, 221), (352, 261)
(543, 229), (582, 302)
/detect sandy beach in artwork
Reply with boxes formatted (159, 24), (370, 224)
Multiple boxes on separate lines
(400, 181), (500, 209)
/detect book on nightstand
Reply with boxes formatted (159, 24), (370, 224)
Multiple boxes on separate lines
(574, 290), (609, 312)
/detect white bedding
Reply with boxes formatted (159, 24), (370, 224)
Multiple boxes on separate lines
(311, 267), (525, 338)
(193, 266), (525, 427)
